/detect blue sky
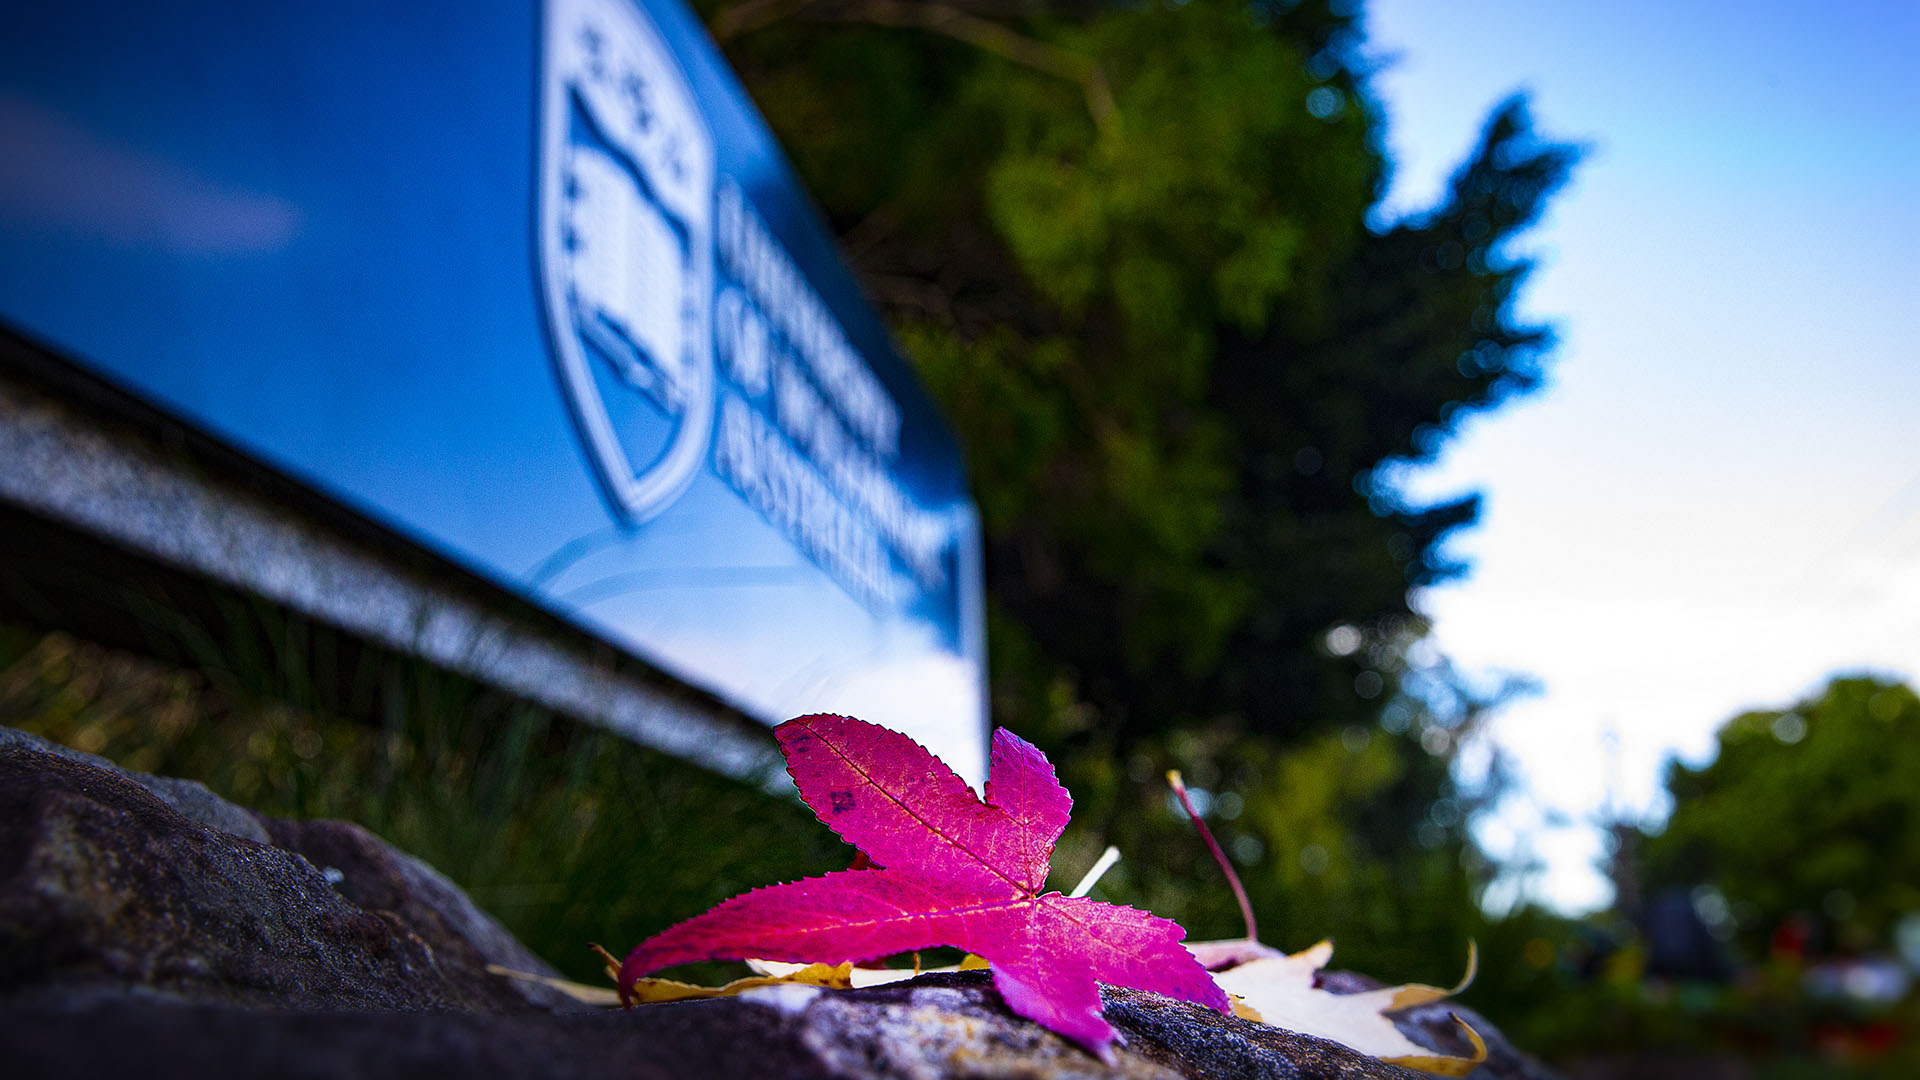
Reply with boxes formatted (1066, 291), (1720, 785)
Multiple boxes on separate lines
(1364, 0), (1920, 910)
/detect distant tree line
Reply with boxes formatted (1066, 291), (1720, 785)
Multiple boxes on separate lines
(1643, 675), (1920, 961)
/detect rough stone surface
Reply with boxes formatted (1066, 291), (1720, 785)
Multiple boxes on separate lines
(0, 737), (573, 1014)
(0, 975), (1483, 1080)
(0, 728), (1560, 1078)
(0, 724), (273, 843)
(264, 815), (568, 1007)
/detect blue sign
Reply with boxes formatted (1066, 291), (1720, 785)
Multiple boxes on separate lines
(0, 0), (987, 781)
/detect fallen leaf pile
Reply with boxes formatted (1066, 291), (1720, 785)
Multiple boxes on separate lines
(1194, 938), (1487, 1076)
(605, 717), (1490, 1074)
(1169, 771), (1487, 1076)
(616, 713), (1229, 1060)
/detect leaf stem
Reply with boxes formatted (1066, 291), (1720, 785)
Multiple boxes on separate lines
(1167, 770), (1257, 942)
(1067, 845), (1122, 898)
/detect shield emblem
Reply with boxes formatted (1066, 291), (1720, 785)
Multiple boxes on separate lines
(538, 0), (716, 523)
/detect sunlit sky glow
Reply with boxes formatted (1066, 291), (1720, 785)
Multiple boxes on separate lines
(1366, 0), (1920, 911)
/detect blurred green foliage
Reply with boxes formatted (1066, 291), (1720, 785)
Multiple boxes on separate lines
(3, 0), (1586, 1001)
(1506, 965), (1920, 1080)
(711, 0), (1573, 746)
(0, 625), (844, 983)
(698, 0), (1575, 986)
(1468, 675), (1920, 1076)
(1645, 676), (1920, 960)
(4, 6), (1916, 1073)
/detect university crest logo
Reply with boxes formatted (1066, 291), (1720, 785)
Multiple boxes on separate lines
(538, 0), (716, 523)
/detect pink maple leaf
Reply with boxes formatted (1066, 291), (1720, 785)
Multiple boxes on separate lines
(618, 713), (1229, 1060)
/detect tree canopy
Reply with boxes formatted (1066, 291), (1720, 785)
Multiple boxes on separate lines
(697, 0), (1578, 964)
(1645, 675), (1920, 957)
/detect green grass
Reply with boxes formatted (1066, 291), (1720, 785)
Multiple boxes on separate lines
(0, 623), (845, 983)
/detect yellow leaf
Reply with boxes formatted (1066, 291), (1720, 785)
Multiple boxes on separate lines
(1386, 941), (1478, 1012)
(488, 958), (855, 1007)
(626, 962), (857, 1003)
(747, 955), (989, 987)
(485, 964), (622, 1006)
(1382, 1015), (1488, 1078)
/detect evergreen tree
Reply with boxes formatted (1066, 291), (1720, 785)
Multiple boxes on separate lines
(698, 0), (1577, 964)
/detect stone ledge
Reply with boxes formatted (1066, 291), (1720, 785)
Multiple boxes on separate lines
(0, 728), (1557, 1079)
